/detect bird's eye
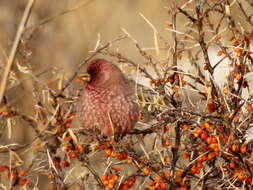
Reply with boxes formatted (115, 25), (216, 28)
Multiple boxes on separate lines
(89, 68), (97, 76)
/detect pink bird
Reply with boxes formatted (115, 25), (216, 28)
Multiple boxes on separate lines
(78, 59), (139, 137)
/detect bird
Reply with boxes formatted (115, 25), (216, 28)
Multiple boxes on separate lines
(78, 58), (139, 137)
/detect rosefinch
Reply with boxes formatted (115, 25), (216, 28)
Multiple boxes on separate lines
(79, 59), (139, 137)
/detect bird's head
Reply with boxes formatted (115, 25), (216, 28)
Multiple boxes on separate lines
(84, 59), (125, 88)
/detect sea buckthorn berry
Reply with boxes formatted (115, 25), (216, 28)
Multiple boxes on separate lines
(200, 154), (208, 162)
(245, 177), (252, 184)
(18, 170), (27, 177)
(247, 103), (253, 112)
(207, 152), (215, 161)
(19, 178), (28, 186)
(104, 148), (112, 157)
(197, 161), (203, 169)
(69, 151), (77, 159)
(155, 176), (163, 182)
(0, 165), (8, 172)
(126, 176), (136, 187)
(107, 182), (114, 189)
(240, 144), (247, 154)
(229, 161), (236, 169)
(217, 50), (224, 56)
(163, 171), (171, 179)
(200, 132), (208, 140)
(182, 124), (190, 131)
(118, 152), (127, 160)
(206, 137), (212, 144)
(101, 174), (108, 181)
(112, 166), (121, 171)
(119, 184), (128, 190)
(231, 144), (239, 152)
(76, 144), (85, 153)
(64, 161), (70, 167)
(162, 138), (171, 146)
(191, 166), (200, 174)
(112, 174), (119, 181)
(181, 153), (190, 159)
(64, 135), (73, 142)
(143, 168), (151, 175)
(211, 136), (217, 144)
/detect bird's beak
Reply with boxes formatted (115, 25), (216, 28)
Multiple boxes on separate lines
(77, 73), (91, 82)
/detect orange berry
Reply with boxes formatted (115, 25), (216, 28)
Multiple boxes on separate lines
(111, 174), (119, 181)
(207, 99), (215, 113)
(69, 151), (77, 159)
(200, 155), (208, 162)
(175, 170), (183, 179)
(155, 176), (163, 182)
(112, 166), (121, 171)
(107, 182), (114, 189)
(217, 50), (224, 56)
(232, 115), (240, 123)
(162, 139), (171, 147)
(109, 179), (115, 185)
(232, 40), (240, 46)
(206, 137), (212, 144)
(245, 177), (252, 184)
(235, 48), (242, 57)
(200, 132), (208, 140)
(181, 153), (190, 159)
(247, 103), (253, 112)
(229, 161), (236, 169)
(182, 124), (190, 131)
(193, 129), (203, 137)
(158, 182), (167, 189)
(213, 147), (220, 155)
(19, 178), (28, 186)
(191, 166), (200, 174)
(0, 165), (8, 172)
(64, 161), (70, 167)
(231, 144), (239, 152)
(119, 184), (129, 190)
(211, 136), (217, 144)
(207, 152), (215, 161)
(118, 152), (127, 160)
(104, 148), (112, 157)
(18, 170), (27, 177)
(76, 144), (85, 153)
(127, 157), (133, 164)
(102, 179), (109, 186)
(196, 129), (203, 135)
(126, 176), (136, 187)
(197, 161), (203, 169)
(65, 121), (71, 128)
(143, 168), (151, 175)
(163, 171), (171, 179)
(177, 188), (187, 190)
(235, 73), (241, 80)
(240, 144), (247, 154)
(101, 174), (108, 181)
(147, 181), (155, 187)
(64, 136), (73, 142)
(209, 143), (218, 150)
